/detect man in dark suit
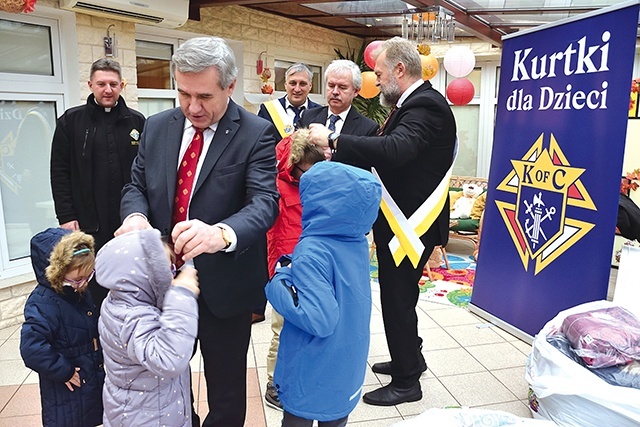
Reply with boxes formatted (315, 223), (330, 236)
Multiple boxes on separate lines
(298, 59), (379, 139)
(309, 37), (457, 406)
(115, 37), (279, 427)
(257, 62), (321, 143)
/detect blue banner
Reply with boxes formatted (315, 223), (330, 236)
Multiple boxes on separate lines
(470, 2), (639, 337)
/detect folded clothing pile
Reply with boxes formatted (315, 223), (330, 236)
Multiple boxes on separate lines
(561, 306), (640, 368)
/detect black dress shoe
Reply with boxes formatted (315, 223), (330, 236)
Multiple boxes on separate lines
(371, 360), (427, 376)
(362, 383), (422, 406)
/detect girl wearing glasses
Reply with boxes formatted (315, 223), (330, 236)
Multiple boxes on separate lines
(20, 228), (105, 427)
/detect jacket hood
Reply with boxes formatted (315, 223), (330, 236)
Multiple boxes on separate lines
(299, 161), (381, 237)
(95, 229), (173, 308)
(30, 228), (72, 289)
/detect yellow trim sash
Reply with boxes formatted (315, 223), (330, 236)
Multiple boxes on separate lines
(373, 138), (458, 268)
(264, 99), (294, 139)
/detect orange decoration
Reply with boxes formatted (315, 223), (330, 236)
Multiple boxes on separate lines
(359, 71), (380, 99)
(420, 54), (439, 80)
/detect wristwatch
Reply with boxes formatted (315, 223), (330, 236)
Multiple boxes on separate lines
(327, 132), (339, 151)
(218, 226), (231, 249)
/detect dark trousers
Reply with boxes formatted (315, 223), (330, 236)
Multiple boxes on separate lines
(197, 300), (252, 427)
(376, 230), (431, 388)
(282, 411), (348, 427)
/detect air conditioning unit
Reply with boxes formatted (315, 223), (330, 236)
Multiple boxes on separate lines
(60, 0), (189, 28)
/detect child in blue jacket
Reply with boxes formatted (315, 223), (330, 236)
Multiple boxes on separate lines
(20, 228), (104, 426)
(266, 161), (381, 426)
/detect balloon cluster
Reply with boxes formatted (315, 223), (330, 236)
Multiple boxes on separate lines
(359, 40), (440, 100)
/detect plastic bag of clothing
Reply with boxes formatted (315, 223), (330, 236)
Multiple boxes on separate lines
(561, 305), (640, 368)
(391, 407), (557, 426)
(526, 300), (640, 427)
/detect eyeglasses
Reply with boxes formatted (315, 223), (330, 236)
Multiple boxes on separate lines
(63, 269), (95, 289)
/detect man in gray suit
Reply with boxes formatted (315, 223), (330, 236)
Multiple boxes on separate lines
(115, 37), (279, 427)
(298, 59), (378, 140)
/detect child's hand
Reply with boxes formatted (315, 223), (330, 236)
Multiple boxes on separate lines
(173, 266), (200, 296)
(65, 367), (81, 391)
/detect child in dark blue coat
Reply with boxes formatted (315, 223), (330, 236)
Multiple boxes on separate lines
(20, 228), (104, 426)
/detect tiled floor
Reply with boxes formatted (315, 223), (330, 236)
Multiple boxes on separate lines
(0, 242), (618, 427)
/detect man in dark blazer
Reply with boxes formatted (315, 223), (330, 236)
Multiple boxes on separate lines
(309, 37), (457, 406)
(298, 59), (379, 139)
(116, 37), (278, 427)
(257, 62), (321, 143)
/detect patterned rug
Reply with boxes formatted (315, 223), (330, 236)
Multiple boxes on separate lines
(370, 250), (476, 308)
(419, 253), (475, 307)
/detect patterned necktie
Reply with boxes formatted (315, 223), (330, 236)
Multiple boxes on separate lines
(328, 114), (340, 132)
(172, 127), (204, 228)
(377, 106), (397, 136)
(290, 105), (305, 124)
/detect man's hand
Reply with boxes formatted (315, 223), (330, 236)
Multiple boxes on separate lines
(308, 123), (331, 147)
(64, 367), (81, 391)
(172, 266), (200, 296)
(172, 219), (227, 262)
(114, 214), (151, 236)
(60, 220), (79, 231)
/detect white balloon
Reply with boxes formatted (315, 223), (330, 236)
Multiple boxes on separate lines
(444, 46), (476, 78)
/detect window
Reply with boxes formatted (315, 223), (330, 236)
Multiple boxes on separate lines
(273, 60), (322, 95)
(0, 19), (53, 76)
(136, 39), (173, 90)
(0, 10), (72, 279)
(135, 37), (178, 117)
(0, 99), (58, 260)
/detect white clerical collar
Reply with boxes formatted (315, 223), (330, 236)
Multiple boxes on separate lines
(94, 97), (118, 112)
(396, 79), (424, 108)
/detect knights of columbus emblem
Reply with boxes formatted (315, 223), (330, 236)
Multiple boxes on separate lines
(495, 133), (596, 274)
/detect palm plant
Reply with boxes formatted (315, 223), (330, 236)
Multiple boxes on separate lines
(334, 41), (390, 124)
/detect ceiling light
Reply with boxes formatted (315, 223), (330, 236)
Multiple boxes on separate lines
(402, 5), (455, 43)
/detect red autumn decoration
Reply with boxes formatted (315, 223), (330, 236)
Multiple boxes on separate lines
(0, 0), (36, 13)
(621, 168), (640, 194)
(259, 67), (273, 95)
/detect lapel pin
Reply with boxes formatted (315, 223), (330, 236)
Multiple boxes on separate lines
(225, 129), (230, 134)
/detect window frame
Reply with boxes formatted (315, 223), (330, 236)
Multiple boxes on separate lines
(0, 8), (78, 282)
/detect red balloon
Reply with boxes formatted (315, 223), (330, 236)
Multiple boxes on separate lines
(364, 40), (384, 70)
(446, 78), (475, 106)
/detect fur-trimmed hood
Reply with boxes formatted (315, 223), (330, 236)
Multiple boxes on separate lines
(30, 228), (80, 292)
(95, 229), (173, 308)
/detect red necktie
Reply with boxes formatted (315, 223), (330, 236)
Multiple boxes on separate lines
(172, 127), (204, 227)
(377, 106), (397, 136)
(172, 127), (204, 267)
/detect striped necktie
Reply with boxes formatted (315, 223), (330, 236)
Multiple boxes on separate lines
(377, 106), (397, 136)
(328, 114), (340, 132)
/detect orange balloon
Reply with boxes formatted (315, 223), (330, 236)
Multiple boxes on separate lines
(359, 71), (380, 99)
(420, 54), (439, 80)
